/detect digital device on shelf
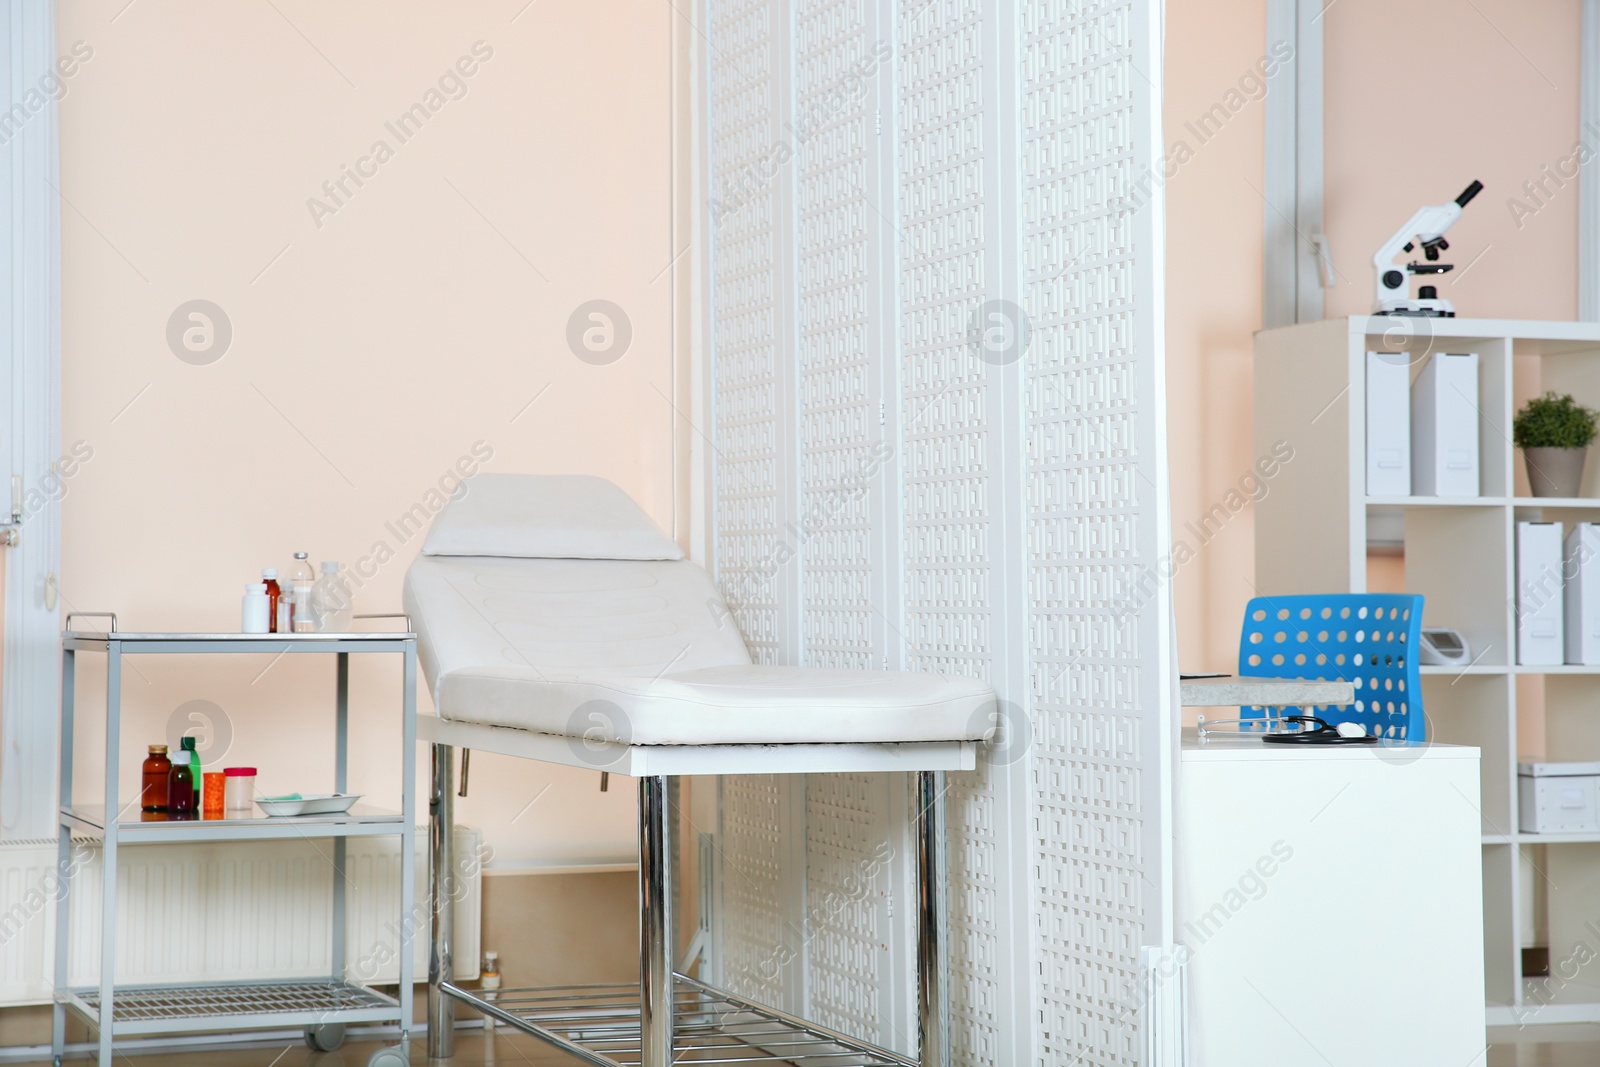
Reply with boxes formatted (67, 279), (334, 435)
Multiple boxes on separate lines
(1418, 627), (1471, 667)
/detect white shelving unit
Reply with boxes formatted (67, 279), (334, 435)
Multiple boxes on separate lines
(1255, 316), (1600, 1027)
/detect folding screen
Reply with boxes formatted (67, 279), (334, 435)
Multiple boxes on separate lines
(701, 1), (1176, 1062)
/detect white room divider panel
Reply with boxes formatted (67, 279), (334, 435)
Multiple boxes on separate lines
(896, 1), (1030, 1064)
(702, 1), (1174, 1063)
(1020, 2), (1174, 1062)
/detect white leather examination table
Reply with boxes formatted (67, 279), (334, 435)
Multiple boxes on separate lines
(404, 475), (995, 1067)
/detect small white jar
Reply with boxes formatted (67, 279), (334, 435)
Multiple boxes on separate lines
(242, 583), (270, 633)
(223, 767), (257, 815)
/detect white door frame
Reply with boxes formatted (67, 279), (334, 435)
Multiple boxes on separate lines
(1, 0), (64, 842)
(1582, 0), (1600, 320)
(1262, 0), (1326, 327)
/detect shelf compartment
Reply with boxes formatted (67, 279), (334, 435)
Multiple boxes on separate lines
(1513, 831), (1600, 844)
(1513, 497), (1600, 509)
(1365, 496), (1508, 508)
(446, 974), (914, 1067)
(66, 978), (399, 1036)
(61, 803), (405, 844)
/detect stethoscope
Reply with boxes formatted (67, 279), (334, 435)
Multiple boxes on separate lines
(1258, 715), (1377, 745)
(1196, 713), (1378, 745)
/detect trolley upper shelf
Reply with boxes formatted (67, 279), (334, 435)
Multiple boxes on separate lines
(63, 631), (415, 653)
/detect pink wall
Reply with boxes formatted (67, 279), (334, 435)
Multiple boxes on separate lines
(1164, 0), (1270, 675)
(56, 0), (672, 867)
(1166, 0), (1583, 677)
(1324, 0), (1581, 321)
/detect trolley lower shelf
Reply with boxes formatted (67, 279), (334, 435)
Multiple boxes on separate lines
(64, 978), (401, 1036)
(442, 973), (913, 1067)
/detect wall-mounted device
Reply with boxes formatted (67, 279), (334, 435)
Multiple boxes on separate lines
(1418, 627), (1471, 666)
(1372, 180), (1483, 318)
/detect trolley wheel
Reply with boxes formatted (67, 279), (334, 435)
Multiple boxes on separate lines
(305, 1022), (346, 1051)
(366, 1045), (410, 1067)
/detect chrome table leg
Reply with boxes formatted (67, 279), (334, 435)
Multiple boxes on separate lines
(428, 743), (455, 1062)
(638, 775), (674, 1067)
(916, 769), (950, 1067)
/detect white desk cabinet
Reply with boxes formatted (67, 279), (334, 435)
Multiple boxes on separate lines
(1178, 732), (1484, 1066)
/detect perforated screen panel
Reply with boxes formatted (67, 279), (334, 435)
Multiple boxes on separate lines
(796, 0), (880, 674)
(1021, 3), (1148, 1063)
(897, 1), (1014, 1063)
(704, 1), (1173, 1062)
(709, 0), (786, 666)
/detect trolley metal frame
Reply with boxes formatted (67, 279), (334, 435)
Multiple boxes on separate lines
(52, 616), (418, 1067)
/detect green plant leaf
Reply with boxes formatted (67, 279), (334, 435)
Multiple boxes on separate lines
(1514, 391), (1599, 449)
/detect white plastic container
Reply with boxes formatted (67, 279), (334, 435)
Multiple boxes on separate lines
(1519, 762), (1600, 833)
(223, 767), (257, 816)
(241, 583), (270, 633)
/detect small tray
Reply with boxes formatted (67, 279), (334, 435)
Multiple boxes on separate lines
(256, 793), (363, 817)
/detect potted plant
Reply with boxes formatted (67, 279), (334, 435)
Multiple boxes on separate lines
(1515, 391), (1599, 497)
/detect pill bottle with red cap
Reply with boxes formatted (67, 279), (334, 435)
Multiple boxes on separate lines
(223, 767), (257, 816)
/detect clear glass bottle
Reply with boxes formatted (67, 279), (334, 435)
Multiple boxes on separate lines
(290, 552), (318, 632)
(311, 561), (353, 632)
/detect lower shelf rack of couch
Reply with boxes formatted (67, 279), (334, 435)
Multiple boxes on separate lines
(441, 972), (913, 1067)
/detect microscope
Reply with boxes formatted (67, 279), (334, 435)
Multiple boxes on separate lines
(1372, 180), (1483, 317)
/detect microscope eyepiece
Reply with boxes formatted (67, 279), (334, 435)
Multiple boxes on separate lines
(1456, 180), (1484, 207)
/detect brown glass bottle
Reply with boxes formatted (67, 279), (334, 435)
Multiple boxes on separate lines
(168, 758), (197, 819)
(262, 569), (282, 633)
(141, 744), (171, 812)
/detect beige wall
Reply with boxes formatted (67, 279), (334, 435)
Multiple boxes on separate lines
(1165, 0), (1583, 677)
(56, 0), (672, 868)
(1163, 0), (1270, 676)
(1324, 1), (1581, 321)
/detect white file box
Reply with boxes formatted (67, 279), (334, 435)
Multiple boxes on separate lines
(1520, 762), (1600, 834)
(1519, 520), (1565, 665)
(1365, 351), (1411, 496)
(1411, 352), (1480, 497)
(1566, 523), (1600, 665)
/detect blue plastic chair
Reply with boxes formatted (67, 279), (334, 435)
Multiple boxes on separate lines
(1237, 593), (1426, 741)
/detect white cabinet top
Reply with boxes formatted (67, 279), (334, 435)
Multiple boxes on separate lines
(1180, 728), (1480, 762)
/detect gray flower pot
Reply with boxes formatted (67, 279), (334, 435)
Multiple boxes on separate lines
(1524, 446), (1589, 498)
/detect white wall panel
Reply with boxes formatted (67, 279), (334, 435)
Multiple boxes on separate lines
(704, 0), (1173, 1062)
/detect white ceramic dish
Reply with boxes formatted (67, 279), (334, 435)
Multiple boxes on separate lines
(255, 793), (362, 817)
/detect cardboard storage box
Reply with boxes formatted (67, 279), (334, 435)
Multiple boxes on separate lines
(1519, 762), (1600, 834)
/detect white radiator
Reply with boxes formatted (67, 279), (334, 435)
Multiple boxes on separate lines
(0, 828), (480, 1006)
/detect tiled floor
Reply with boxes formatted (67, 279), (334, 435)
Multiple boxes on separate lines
(11, 1026), (575, 1066)
(14, 1025), (1600, 1065)
(1487, 1025), (1600, 1065)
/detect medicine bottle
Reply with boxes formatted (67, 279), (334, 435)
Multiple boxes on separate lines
(141, 745), (171, 812)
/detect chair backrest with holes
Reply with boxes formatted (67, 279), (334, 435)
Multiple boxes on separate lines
(1237, 593), (1426, 741)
